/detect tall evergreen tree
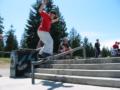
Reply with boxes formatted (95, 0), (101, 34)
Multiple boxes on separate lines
(0, 16), (4, 51)
(0, 16), (4, 57)
(5, 25), (18, 52)
(89, 43), (95, 57)
(69, 28), (82, 56)
(0, 16), (4, 34)
(20, 0), (41, 48)
(46, 0), (68, 52)
(101, 47), (111, 57)
(69, 28), (81, 48)
(21, 0), (68, 53)
(83, 37), (94, 57)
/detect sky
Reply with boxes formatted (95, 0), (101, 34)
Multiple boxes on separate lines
(0, 0), (120, 49)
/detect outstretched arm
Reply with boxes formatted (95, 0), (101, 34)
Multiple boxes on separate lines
(52, 18), (59, 23)
(39, 0), (48, 13)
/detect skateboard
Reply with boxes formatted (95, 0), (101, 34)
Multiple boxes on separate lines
(36, 46), (83, 64)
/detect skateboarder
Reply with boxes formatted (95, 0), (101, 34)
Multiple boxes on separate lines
(37, 0), (59, 58)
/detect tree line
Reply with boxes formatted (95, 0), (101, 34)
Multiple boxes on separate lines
(0, 0), (111, 58)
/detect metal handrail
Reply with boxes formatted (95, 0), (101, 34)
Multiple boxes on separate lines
(31, 46), (86, 84)
(0, 51), (11, 54)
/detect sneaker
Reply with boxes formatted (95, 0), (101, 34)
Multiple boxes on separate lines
(37, 52), (51, 59)
(37, 54), (44, 59)
(41, 52), (51, 58)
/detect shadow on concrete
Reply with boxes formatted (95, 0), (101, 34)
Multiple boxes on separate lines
(41, 80), (73, 90)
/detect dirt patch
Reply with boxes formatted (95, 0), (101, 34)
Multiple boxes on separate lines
(0, 63), (10, 69)
(0, 58), (10, 69)
(0, 63), (10, 77)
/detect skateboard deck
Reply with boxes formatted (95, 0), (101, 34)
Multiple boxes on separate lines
(36, 46), (83, 64)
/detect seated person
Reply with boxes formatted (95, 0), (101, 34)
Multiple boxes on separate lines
(111, 41), (120, 56)
(58, 37), (71, 52)
(58, 37), (72, 58)
(113, 41), (119, 49)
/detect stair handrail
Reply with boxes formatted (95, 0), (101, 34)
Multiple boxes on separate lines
(31, 45), (86, 84)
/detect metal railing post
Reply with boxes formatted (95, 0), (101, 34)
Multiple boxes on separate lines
(83, 45), (86, 59)
(31, 62), (35, 84)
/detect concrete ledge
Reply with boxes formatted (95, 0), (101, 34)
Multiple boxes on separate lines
(33, 57), (120, 88)
(52, 57), (120, 64)
(51, 63), (120, 70)
(35, 73), (120, 88)
(35, 69), (120, 78)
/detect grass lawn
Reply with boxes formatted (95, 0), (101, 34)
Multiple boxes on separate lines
(0, 58), (10, 63)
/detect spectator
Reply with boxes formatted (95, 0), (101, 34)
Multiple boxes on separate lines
(94, 39), (100, 58)
(113, 41), (119, 49)
(58, 37), (72, 58)
(58, 37), (71, 52)
(111, 41), (120, 56)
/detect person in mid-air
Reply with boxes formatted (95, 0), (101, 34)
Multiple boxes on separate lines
(37, 0), (59, 58)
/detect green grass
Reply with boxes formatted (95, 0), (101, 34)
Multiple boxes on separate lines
(0, 58), (10, 63)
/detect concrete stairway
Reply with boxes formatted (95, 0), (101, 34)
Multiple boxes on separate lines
(34, 57), (120, 88)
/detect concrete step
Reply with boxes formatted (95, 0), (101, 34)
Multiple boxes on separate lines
(35, 69), (120, 78)
(49, 63), (120, 70)
(34, 73), (120, 88)
(51, 57), (120, 64)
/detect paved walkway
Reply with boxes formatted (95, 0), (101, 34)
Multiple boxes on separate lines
(0, 68), (120, 90)
(0, 77), (119, 90)
(0, 68), (10, 77)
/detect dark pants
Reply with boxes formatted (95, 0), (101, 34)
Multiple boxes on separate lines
(95, 49), (100, 58)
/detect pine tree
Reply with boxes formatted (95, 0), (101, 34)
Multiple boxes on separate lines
(101, 47), (111, 57)
(83, 37), (94, 57)
(44, 0), (68, 52)
(20, 1), (41, 48)
(21, 0), (68, 53)
(0, 16), (4, 34)
(0, 16), (4, 57)
(69, 28), (82, 56)
(89, 43), (95, 57)
(5, 25), (18, 52)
